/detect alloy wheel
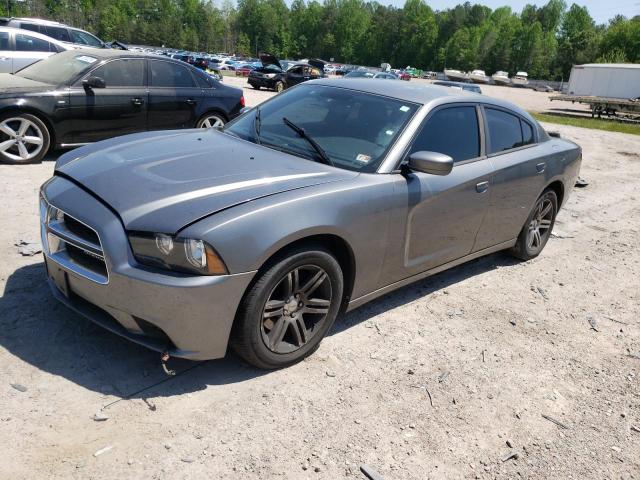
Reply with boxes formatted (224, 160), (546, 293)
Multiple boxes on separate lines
(527, 197), (553, 251)
(199, 115), (225, 128)
(261, 265), (332, 354)
(0, 117), (44, 162)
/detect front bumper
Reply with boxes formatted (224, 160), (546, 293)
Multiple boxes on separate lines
(41, 176), (256, 360)
(248, 76), (276, 89)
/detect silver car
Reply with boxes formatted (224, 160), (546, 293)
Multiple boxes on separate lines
(0, 27), (71, 73)
(40, 80), (582, 369)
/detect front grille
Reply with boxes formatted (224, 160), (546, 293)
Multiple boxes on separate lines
(40, 197), (108, 284)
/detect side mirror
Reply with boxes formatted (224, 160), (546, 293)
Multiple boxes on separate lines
(82, 76), (106, 90)
(406, 151), (454, 176)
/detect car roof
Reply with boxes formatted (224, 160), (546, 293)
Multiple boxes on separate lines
(66, 48), (156, 59)
(3, 17), (67, 26)
(0, 26), (73, 48)
(308, 78), (532, 119)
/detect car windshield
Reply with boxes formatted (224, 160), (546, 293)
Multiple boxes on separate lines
(224, 84), (419, 172)
(14, 51), (98, 84)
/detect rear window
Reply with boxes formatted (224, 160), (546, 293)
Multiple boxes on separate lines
(486, 108), (535, 153)
(19, 23), (41, 33)
(15, 33), (57, 52)
(150, 60), (196, 88)
(0, 31), (8, 50)
(43, 25), (71, 43)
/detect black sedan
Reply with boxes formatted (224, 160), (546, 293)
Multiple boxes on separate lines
(248, 52), (325, 92)
(0, 50), (244, 164)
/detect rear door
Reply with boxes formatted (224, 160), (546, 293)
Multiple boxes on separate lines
(147, 59), (201, 130)
(0, 31), (11, 73)
(387, 104), (494, 279)
(473, 107), (546, 250)
(69, 58), (148, 143)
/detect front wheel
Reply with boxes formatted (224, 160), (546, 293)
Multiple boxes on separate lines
(274, 81), (285, 93)
(510, 189), (557, 260)
(0, 113), (50, 164)
(232, 247), (344, 369)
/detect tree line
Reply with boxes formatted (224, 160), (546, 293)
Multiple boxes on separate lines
(3, 0), (639, 80)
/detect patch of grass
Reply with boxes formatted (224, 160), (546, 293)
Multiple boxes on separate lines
(531, 113), (640, 136)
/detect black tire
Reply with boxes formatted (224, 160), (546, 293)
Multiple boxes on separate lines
(274, 81), (285, 93)
(252, 85), (260, 90)
(232, 246), (344, 369)
(0, 112), (50, 164)
(510, 189), (558, 260)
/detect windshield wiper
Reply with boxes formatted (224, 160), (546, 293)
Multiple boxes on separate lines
(253, 106), (262, 145)
(282, 117), (334, 166)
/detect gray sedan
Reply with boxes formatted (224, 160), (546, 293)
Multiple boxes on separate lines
(40, 79), (582, 369)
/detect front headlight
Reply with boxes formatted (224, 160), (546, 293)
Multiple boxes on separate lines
(264, 73), (277, 78)
(128, 233), (227, 275)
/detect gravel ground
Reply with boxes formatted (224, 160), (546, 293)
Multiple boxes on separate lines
(0, 77), (638, 480)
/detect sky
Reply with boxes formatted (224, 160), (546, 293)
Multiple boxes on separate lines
(382, 0), (640, 24)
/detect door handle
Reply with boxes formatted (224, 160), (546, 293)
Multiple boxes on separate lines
(536, 162), (546, 173)
(476, 181), (489, 193)
(185, 98), (196, 105)
(131, 97), (144, 106)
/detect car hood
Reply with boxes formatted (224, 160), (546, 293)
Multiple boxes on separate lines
(307, 59), (326, 70)
(259, 52), (282, 70)
(55, 129), (357, 233)
(0, 74), (54, 94)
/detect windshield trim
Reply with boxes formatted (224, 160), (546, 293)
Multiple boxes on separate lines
(223, 83), (423, 173)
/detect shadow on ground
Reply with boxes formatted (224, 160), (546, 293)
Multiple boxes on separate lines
(0, 253), (517, 400)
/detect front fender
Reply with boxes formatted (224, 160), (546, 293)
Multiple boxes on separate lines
(180, 174), (397, 300)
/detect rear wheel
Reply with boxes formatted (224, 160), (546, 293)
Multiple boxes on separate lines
(252, 84), (261, 90)
(0, 113), (50, 164)
(274, 81), (285, 93)
(196, 113), (226, 129)
(510, 189), (557, 260)
(232, 247), (343, 369)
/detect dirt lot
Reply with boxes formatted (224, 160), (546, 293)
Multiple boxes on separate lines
(1, 79), (639, 480)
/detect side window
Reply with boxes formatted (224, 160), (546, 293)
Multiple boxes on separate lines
(15, 33), (54, 52)
(486, 108), (523, 153)
(150, 60), (196, 88)
(289, 66), (303, 75)
(20, 23), (41, 33)
(70, 29), (103, 47)
(193, 70), (214, 88)
(90, 59), (145, 87)
(521, 119), (535, 146)
(410, 106), (480, 162)
(43, 25), (71, 43)
(0, 32), (8, 50)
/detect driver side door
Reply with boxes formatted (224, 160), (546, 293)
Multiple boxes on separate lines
(69, 58), (148, 143)
(385, 104), (494, 279)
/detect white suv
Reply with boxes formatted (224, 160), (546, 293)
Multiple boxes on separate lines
(0, 17), (105, 48)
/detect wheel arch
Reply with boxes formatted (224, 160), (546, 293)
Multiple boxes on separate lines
(241, 233), (357, 314)
(545, 179), (565, 207)
(0, 106), (56, 148)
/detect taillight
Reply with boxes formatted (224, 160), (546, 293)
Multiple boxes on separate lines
(240, 96), (245, 107)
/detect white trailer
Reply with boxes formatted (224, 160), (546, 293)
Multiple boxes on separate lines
(550, 63), (640, 117)
(566, 63), (640, 99)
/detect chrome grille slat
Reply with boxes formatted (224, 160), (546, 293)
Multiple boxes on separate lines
(40, 197), (109, 284)
(47, 220), (104, 257)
